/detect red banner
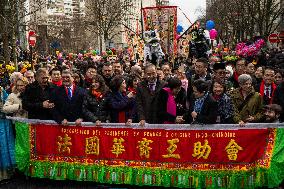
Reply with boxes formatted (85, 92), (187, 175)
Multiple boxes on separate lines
(142, 6), (178, 56)
(30, 124), (275, 171)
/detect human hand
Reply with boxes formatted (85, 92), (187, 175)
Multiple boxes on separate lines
(127, 92), (134, 98)
(126, 119), (132, 126)
(175, 116), (185, 124)
(191, 111), (198, 119)
(95, 120), (102, 126)
(75, 118), (83, 126)
(239, 120), (246, 127)
(62, 119), (68, 126)
(139, 119), (146, 127)
(43, 100), (55, 109)
(245, 116), (255, 122)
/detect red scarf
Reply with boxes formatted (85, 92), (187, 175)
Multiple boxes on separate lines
(213, 94), (221, 101)
(52, 80), (62, 87)
(127, 87), (136, 94)
(259, 80), (277, 104)
(91, 89), (103, 101)
(233, 72), (239, 82)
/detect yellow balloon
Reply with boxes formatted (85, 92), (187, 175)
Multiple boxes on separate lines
(56, 51), (60, 55)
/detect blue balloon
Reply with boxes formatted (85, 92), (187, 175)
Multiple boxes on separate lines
(176, 24), (184, 34)
(206, 20), (215, 30)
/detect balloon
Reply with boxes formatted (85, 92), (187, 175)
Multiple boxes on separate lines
(55, 51), (60, 55)
(176, 34), (181, 40)
(209, 29), (218, 40)
(92, 50), (96, 56)
(58, 53), (62, 59)
(176, 24), (183, 34)
(206, 20), (215, 30)
(78, 53), (83, 59)
(96, 50), (100, 55)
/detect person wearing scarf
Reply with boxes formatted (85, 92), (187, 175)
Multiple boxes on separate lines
(82, 74), (109, 125)
(50, 67), (62, 87)
(108, 75), (135, 125)
(256, 68), (276, 105)
(228, 58), (246, 89)
(155, 77), (185, 124)
(189, 79), (217, 124)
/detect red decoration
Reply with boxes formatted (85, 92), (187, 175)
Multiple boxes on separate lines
(31, 124), (273, 170)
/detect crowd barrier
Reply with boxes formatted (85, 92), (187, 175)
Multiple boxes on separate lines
(1, 117), (284, 188)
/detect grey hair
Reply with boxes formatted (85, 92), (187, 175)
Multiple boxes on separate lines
(238, 74), (252, 85)
(24, 70), (34, 77)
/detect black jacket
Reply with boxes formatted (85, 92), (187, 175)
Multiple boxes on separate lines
(136, 79), (166, 123)
(22, 81), (57, 120)
(82, 92), (109, 122)
(187, 94), (218, 124)
(273, 83), (284, 122)
(50, 85), (87, 123)
(155, 88), (187, 124)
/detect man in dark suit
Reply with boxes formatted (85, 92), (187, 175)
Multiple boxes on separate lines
(255, 67), (276, 105)
(22, 68), (56, 120)
(136, 64), (166, 126)
(51, 70), (87, 125)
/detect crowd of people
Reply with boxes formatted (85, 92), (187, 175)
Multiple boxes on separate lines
(0, 47), (284, 127)
(0, 46), (284, 183)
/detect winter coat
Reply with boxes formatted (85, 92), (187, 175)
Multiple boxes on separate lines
(107, 91), (135, 123)
(213, 93), (234, 124)
(188, 94), (218, 124)
(273, 82), (284, 122)
(82, 92), (109, 122)
(22, 81), (57, 120)
(3, 92), (28, 118)
(136, 79), (166, 123)
(230, 88), (263, 123)
(50, 85), (87, 123)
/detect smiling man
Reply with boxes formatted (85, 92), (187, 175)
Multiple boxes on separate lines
(51, 70), (87, 126)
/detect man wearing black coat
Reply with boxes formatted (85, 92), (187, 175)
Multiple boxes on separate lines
(136, 64), (166, 125)
(22, 68), (56, 120)
(273, 81), (284, 122)
(50, 70), (87, 125)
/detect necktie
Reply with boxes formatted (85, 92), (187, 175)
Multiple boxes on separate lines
(265, 87), (270, 98)
(149, 83), (155, 92)
(67, 87), (72, 99)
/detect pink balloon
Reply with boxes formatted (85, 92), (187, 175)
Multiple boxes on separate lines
(209, 29), (218, 40)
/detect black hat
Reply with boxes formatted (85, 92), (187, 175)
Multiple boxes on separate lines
(213, 62), (226, 71)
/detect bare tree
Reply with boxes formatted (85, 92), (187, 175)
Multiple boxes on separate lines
(206, 0), (283, 46)
(85, 0), (133, 51)
(0, 0), (45, 69)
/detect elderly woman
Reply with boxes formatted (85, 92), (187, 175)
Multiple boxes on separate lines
(3, 77), (29, 118)
(6, 72), (23, 94)
(230, 74), (263, 126)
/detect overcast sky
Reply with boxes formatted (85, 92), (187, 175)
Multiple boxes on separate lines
(169, 0), (206, 29)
